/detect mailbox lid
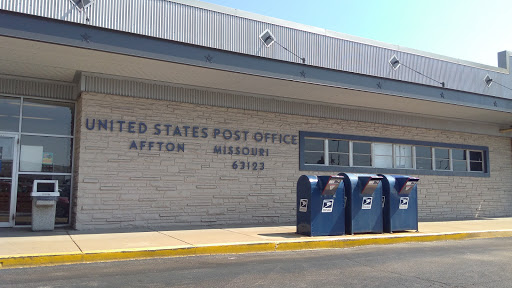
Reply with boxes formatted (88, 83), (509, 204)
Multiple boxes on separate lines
(394, 176), (419, 194)
(360, 175), (383, 195)
(321, 175), (344, 196)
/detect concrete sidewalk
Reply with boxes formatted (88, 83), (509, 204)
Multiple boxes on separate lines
(1, 217), (511, 269)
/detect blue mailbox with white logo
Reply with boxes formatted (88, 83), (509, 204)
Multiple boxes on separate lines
(339, 173), (384, 235)
(296, 175), (345, 236)
(379, 174), (419, 233)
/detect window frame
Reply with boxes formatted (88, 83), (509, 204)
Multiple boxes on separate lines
(299, 131), (489, 177)
(327, 139), (349, 167)
(468, 150), (484, 172)
(0, 94), (76, 227)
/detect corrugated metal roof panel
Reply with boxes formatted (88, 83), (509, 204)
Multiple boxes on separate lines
(1, 0), (510, 100)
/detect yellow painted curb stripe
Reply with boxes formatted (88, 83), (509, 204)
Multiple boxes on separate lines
(276, 231), (512, 251)
(0, 243), (276, 269)
(1, 231), (511, 269)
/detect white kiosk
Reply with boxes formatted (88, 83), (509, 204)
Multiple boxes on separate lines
(31, 180), (59, 231)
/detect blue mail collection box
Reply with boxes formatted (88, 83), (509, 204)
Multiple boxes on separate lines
(379, 174), (419, 233)
(339, 173), (384, 235)
(296, 175), (345, 236)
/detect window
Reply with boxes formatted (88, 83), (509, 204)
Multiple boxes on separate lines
(435, 148), (450, 170)
(0, 96), (21, 132)
(304, 138), (324, 164)
(21, 99), (74, 135)
(16, 175), (71, 225)
(394, 145), (412, 168)
(452, 149), (467, 172)
(352, 142), (371, 167)
(0, 96), (75, 226)
(469, 151), (484, 172)
(300, 132), (488, 176)
(415, 146), (432, 170)
(329, 140), (349, 166)
(19, 136), (72, 173)
(374, 143), (393, 168)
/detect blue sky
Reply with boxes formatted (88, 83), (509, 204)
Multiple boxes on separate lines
(199, 0), (511, 67)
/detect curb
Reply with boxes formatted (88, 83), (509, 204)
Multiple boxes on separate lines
(1, 230), (511, 269)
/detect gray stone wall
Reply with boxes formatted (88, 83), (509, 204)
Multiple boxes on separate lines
(73, 92), (512, 230)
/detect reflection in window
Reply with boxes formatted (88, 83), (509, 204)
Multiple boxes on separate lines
(16, 175), (71, 225)
(435, 148), (450, 170)
(0, 179), (11, 222)
(452, 149), (467, 172)
(304, 138), (324, 164)
(353, 142), (371, 167)
(0, 137), (15, 177)
(329, 140), (349, 166)
(469, 151), (484, 172)
(21, 99), (74, 135)
(415, 146), (432, 170)
(20, 136), (72, 173)
(0, 96), (20, 132)
(300, 133), (486, 174)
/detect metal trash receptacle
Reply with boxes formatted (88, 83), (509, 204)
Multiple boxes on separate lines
(379, 174), (419, 233)
(31, 180), (59, 231)
(296, 175), (345, 236)
(339, 173), (383, 235)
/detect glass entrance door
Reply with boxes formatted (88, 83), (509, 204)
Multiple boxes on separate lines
(0, 134), (18, 227)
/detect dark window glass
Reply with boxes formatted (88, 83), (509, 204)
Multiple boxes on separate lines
(36, 183), (56, 192)
(469, 151), (483, 162)
(22, 99), (74, 135)
(16, 174), (71, 225)
(353, 142), (371, 154)
(20, 136), (72, 173)
(415, 146), (432, 158)
(0, 179), (11, 222)
(329, 153), (349, 166)
(435, 148), (449, 159)
(304, 152), (324, 164)
(453, 161), (467, 171)
(0, 96), (20, 132)
(452, 149), (466, 160)
(416, 158), (432, 170)
(328, 140), (349, 153)
(0, 136), (15, 177)
(469, 151), (484, 172)
(304, 138), (324, 151)
(353, 154), (371, 167)
(470, 162), (483, 172)
(435, 159), (450, 170)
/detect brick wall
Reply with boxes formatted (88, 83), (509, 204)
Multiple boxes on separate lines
(73, 92), (512, 229)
